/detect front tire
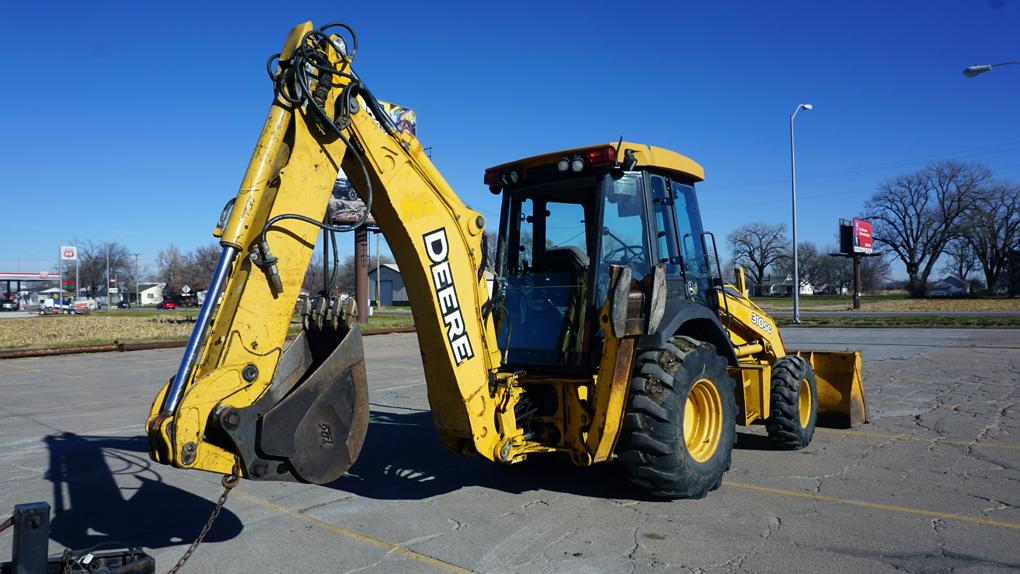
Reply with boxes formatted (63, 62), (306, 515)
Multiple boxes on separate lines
(618, 336), (737, 499)
(766, 355), (818, 449)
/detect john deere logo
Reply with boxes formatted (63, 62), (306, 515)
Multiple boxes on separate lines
(423, 228), (474, 364)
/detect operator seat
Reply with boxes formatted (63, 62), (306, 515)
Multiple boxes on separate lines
(501, 246), (591, 365)
(544, 247), (590, 362)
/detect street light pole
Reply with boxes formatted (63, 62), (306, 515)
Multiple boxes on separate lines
(790, 103), (813, 324)
(134, 253), (140, 306)
(963, 61), (1020, 77)
(106, 246), (111, 309)
(58, 249), (63, 311)
(375, 232), (381, 308)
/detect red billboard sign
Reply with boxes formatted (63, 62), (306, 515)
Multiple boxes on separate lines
(852, 218), (873, 254)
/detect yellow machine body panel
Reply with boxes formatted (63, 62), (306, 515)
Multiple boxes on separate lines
(488, 142), (705, 183)
(338, 107), (507, 460)
(719, 269), (867, 427)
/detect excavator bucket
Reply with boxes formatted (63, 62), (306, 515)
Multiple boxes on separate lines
(791, 350), (868, 428)
(218, 304), (369, 484)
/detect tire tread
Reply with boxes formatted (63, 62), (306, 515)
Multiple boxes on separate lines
(617, 336), (737, 499)
(766, 355), (817, 449)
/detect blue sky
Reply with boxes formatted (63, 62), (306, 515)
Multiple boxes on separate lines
(1, 1), (1018, 280)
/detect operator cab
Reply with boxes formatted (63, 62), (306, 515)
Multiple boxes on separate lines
(487, 143), (714, 370)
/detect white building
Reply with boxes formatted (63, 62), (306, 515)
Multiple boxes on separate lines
(761, 275), (815, 296)
(138, 283), (166, 305)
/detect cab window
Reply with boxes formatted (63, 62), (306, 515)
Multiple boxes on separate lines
(649, 175), (682, 276)
(673, 181), (708, 277)
(500, 181), (596, 367)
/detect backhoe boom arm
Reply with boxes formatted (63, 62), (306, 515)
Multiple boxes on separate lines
(147, 21), (504, 481)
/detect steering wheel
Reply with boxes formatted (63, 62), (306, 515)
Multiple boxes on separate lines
(604, 244), (646, 267)
(508, 258), (534, 287)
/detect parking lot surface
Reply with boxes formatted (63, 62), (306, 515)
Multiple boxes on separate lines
(2, 328), (1018, 573)
(0, 311), (34, 319)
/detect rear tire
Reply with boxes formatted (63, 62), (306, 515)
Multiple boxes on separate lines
(618, 336), (736, 499)
(766, 355), (817, 449)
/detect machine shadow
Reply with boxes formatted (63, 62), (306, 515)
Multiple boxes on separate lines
(43, 433), (243, 550)
(327, 410), (654, 501)
(734, 431), (777, 451)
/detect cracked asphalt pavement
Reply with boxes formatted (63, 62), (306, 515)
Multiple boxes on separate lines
(2, 327), (1018, 573)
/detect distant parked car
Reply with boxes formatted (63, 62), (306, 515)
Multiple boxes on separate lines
(156, 300), (177, 310)
(39, 302), (81, 315)
(117, 300), (132, 309)
(0, 296), (19, 311)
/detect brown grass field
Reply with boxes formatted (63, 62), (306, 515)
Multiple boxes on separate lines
(0, 311), (415, 350)
(754, 295), (1020, 312)
(2, 296), (1017, 351)
(0, 314), (197, 349)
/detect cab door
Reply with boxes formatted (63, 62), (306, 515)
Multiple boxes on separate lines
(647, 173), (712, 306)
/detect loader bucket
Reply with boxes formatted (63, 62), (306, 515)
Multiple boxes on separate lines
(258, 323), (369, 483)
(218, 314), (370, 484)
(791, 350), (868, 428)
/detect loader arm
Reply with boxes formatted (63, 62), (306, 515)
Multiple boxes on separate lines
(146, 21), (505, 482)
(716, 268), (867, 428)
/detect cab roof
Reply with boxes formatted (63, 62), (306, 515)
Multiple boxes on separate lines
(486, 142), (705, 183)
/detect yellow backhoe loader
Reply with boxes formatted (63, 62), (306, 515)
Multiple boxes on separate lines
(146, 21), (867, 499)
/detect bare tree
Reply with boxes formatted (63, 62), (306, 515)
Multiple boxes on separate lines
(940, 237), (978, 283)
(1007, 249), (1020, 297)
(303, 245), (354, 297)
(727, 222), (788, 295)
(863, 161), (990, 297)
(722, 260), (737, 284)
(154, 245), (186, 300)
(964, 182), (1020, 293)
(860, 253), (892, 293)
(71, 240), (133, 298)
(152, 243), (244, 302)
(774, 242), (825, 292)
(814, 245), (853, 295)
(320, 252), (396, 298)
(797, 246), (888, 295)
(303, 250), (327, 295)
(181, 244), (221, 291)
(484, 230), (498, 267)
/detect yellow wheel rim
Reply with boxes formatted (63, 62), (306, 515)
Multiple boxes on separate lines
(683, 378), (723, 463)
(799, 378), (812, 428)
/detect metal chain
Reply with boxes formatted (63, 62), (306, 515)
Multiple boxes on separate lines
(166, 465), (241, 574)
(62, 549), (73, 574)
(31, 467), (240, 574)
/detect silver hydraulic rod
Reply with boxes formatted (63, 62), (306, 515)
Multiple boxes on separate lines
(160, 245), (237, 415)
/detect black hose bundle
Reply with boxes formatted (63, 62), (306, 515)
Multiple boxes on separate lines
(255, 23), (398, 294)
